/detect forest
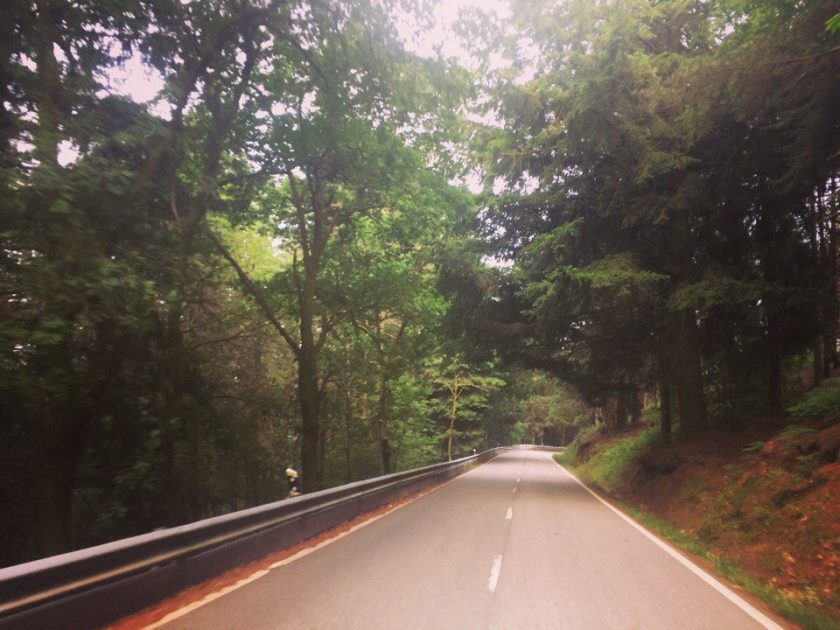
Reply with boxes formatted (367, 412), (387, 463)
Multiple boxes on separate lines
(1, 0), (838, 568)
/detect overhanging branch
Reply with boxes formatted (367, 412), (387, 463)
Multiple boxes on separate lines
(207, 230), (301, 358)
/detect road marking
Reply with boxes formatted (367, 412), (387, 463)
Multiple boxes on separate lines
(512, 487), (517, 494)
(553, 461), (784, 630)
(146, 571), (270, 629)
(145, 473), (470, 628)
(488, 555), (503, 592)
(516, 477), (520, 483)
(505, 507), (513, 520)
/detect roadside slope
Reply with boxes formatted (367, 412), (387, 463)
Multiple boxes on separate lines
(558, 417), (840, 629)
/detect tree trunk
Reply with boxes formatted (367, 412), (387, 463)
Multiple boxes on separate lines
(615, 395), (627, 431)
(824, 335), (836, 375)
(630, 391), (643, 424)
(30, 406), (91, 557)
(829, 177), (840, 370)
(297, 284), (319, 492)
(156, 296), (190, 525)
(603, 397), (618, 435)
(766, 314), (783, 417)
(317, 425), (327, 488)
(298, 346), (320, 493)
(343, 386), (354, 483)
(31, 455), (74, 556)
(374, 373), (391, 475)
(825, 189), (838, 374)
(660, 381), (672, 442)
(670, 309), (708, 437)
(33, 0), (61, 171)
(814, 337), (825, 386)
(657, 348), (673, 442)
(29, 6), (73, 551)
(447, 388), (459, 461)
(31, 447), (72, 555)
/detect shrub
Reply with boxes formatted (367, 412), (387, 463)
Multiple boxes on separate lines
(788, 378), (840, 420)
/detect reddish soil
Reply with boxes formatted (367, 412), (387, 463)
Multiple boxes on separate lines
(109, 481), (448, 630)
(615, 420), (840, 620)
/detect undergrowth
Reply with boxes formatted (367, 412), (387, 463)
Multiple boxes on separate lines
(788, 377), (840, 419)
(562, 425), (659, 490)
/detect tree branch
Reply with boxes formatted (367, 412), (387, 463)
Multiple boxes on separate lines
(765, 45), (840, 65)
(207, 230), (301, 358)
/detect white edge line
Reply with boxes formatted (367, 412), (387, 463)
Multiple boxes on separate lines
(146, 570), (271, 629)
(144, 472), (471, 628)
(552, 461), (784, 630)
(488, 555), (503, 592)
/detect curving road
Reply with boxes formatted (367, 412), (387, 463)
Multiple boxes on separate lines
(155, 450), (783, 630)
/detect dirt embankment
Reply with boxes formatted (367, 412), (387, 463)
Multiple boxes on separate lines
(607, 420), (840, 621)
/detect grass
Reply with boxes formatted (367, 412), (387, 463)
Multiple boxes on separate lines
(556, 425), (659, 490)
(553, 440), (577, 466)
(553, 430), (839, 630)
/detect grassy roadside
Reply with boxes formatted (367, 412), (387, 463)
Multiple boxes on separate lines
(553, 438), (840, 630)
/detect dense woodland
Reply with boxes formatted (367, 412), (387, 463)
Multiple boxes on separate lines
(1, 0), (838, 566)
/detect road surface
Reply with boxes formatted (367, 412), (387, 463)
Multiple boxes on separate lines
(155, 450), (780, 629)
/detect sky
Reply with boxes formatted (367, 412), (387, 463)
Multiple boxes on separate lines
(107, 0), (513, 105)
(399, 0), (511, 65)
(106, 54), (165, 105)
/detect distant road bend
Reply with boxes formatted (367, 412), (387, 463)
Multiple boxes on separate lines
(152, 451), (784, 630)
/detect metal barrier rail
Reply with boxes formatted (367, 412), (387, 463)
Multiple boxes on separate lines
(0, 446), (534, 629)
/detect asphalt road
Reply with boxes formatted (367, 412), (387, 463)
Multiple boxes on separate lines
(156, 450), (781, 630)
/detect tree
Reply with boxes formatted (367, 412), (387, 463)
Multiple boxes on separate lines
(430, 356), (504, 460)
(464, 0), (840, 440)
(208, 1), (468, 491)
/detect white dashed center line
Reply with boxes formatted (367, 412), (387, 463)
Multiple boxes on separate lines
(505, 507), (513, 520)
(488, 555), (503, 592)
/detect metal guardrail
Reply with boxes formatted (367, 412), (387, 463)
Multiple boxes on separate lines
(0, 446), (562, 629)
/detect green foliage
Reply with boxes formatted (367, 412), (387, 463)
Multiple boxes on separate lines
(510, 421), (528, 443)
(463, 0), (840, 444)
(568, 427), (660, 491)
(388, 375), (439, 471)
(787, 378), (840, 420)
(0, 0), (489, 563)
(4, 0), (840, 592)
(553, 442), (578, 467)
(741, 441), (765, 453)
(568, 254), (666, 297)
(430, 355), (506, 459)
(779, 425), (819, 442)
(507, 372), (591, 445)
(827, 11), (840, 33)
